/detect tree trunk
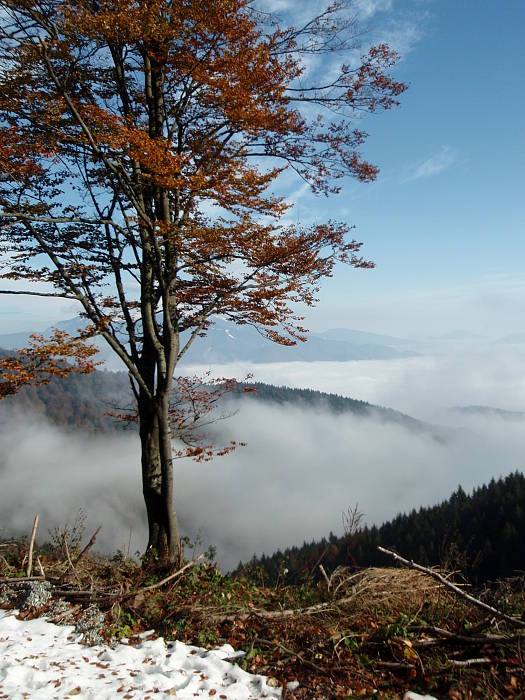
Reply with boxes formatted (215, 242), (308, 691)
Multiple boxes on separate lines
(139, 393), (180, 567)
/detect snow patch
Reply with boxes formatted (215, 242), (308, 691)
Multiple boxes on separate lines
(0, 609), (282, 699)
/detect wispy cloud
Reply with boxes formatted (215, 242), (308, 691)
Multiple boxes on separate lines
(405, 146), (458, 181)
(355, 0), (394, 20)
(377, 16), (424, 56)
(256, 0), (395, 21)
(253, 0), (292, 12)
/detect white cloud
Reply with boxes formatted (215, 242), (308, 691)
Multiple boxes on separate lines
(183, 346), (525, 420)
(317, 274), (525, 340)
(253, 0), (293, 13)
(406, 146), (458, 181)
(376, 16), (423, 56)
(355, 0), (394, 20)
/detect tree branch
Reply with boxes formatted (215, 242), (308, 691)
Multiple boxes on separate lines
(0, 289), (77, 299)
(378, 546), (525, 629)
(0, 212), (128, 233)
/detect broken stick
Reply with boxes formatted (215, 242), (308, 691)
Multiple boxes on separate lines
(26, 514), (40, 578)
(378, 546), (525, 629)
(73, 526), (101, 568)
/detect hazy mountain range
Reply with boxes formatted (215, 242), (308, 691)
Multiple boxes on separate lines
(0, 317), (417, 365)
(5, 316), (525, 367)
(450, 405), (525, 420)
(178, 319), (418, 363)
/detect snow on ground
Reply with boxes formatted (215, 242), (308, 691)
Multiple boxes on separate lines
(0, 609), (438, 699)
(0, 609), (284, 699)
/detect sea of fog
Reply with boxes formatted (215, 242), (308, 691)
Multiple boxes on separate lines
(2, 346), (525, 570)
(181, 346), (525, 423)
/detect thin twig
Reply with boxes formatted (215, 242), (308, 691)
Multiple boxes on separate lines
(0, 289), (77, 299)
(0, 576), (46, 583)
(61, 534), (81, 584)
(0, 555), (15, 572)
(73, 526), (101, 568)
(378, 546), (525, 629)
(26, 515), (40, 578)
(375, 661), (415, 671)
(408, 625), (523, 644)
(449, 657), (494, 668)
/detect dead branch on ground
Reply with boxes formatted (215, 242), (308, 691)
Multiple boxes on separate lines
(378, 546), (525, 629)
(26, 514), (40, 578)
(449, 657), (494, 668)
(115, 554), (204, 603)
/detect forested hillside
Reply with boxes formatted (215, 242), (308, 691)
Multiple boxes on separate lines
(0, 356), (438, 436)
(241, 472), (525, 585)
(0, 363), (131, 432)
(232, 382), (437, 435)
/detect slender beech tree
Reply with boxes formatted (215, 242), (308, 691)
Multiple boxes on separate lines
(0, 0), (406, 565)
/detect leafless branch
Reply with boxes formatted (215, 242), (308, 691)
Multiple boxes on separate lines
(72, 526), (101, 569)
(25, 514), (40, 578)
(449, 657), (494, 668)
(0, 289), (77, 299)
(378, 546), (525, 629)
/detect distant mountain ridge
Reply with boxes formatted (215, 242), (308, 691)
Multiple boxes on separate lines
(451, 405), (525, 420)
(180, 319), (418, 363)
(0, 317), (418, 366)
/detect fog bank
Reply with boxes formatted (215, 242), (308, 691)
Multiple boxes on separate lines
(183, 345), (525, 422)
(2, 347), (525, 569)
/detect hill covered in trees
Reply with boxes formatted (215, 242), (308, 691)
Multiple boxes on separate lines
(240, 472), (525, 585)
(0, 356), (440, 437)
(231, 382), (439, 436)
(0, 361), (131, 432)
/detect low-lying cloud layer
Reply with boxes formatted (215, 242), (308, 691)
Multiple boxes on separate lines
(2, 348), (525, 570)
(184, 345), (525, 422)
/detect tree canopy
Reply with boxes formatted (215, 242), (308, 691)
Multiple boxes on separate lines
(0, 0), (406, 564)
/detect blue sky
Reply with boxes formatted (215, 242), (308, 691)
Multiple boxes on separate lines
(1, 0), (525, 337)
(296, 0), (525, 336)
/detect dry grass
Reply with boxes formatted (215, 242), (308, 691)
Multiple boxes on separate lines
(328, 565), (459, 616)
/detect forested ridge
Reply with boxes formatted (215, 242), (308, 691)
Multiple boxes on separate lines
(0, 354), (130, 432)
(240, 472), (525, 585)
(0, 356), (436, 435)
(232, 382), (436, 435)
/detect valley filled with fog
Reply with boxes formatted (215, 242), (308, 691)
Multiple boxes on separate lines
(2, 339), (525, 570)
